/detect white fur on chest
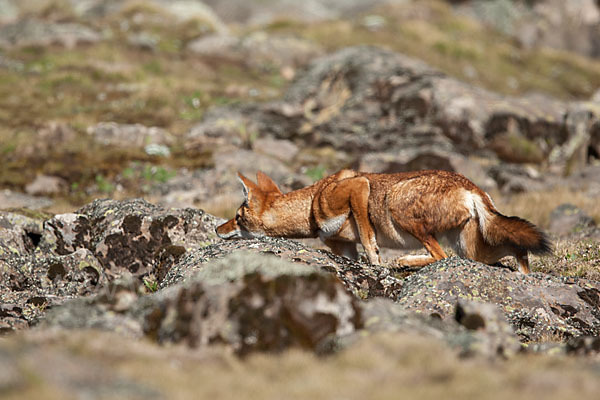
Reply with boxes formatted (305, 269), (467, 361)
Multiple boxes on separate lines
(318, 214), (347, 240)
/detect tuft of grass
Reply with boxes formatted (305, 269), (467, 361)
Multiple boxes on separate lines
(142, 275), (159, 293)
(532, 239), (600, 280)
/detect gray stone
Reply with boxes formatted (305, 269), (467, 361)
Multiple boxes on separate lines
(0, 19), (101, 49)
(161, 236), (403, 300)
(43, 252), (363, 355)
(0, 190), (53, 210)
(25, 175), (68, 196)
(397, 257), (600, 341)
(548, 203), (596, 237)
(87, 122), (174, 149)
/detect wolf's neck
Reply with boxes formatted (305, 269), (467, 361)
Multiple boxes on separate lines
(262, 184), (319, 239)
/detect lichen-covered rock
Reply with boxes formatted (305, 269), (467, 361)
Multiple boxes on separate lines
(453, 299), (521, 357)
(40, 198), (220, 278)
(160, 236), (403, 300)
(0, 211), (46, 259)
(0, 248), (106, 332)
(43, 252), (363, 355)
(188, 46), (575, 167)
(358, 297), (522, 359)
(397, 257), (600, 341)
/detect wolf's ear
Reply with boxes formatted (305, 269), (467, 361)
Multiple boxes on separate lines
(256, 171), (282, 195)
(237, 172), (260, 202)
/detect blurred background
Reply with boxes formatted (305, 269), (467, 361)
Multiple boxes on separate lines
(1, 0), (600, 231)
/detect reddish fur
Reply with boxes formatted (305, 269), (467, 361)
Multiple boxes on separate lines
(216, 170), (552, 273)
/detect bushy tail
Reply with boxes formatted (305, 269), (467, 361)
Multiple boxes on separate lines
(471, 193), (552, 254)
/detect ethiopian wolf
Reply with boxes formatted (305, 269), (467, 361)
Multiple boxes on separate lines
(216, 170), (551, 273)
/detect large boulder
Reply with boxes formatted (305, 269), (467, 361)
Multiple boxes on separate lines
(187, 46), (585, 169)
(43, 251), (363, 355)
(161, 236), (403, 300)
(397, 257), (600, 341)
(40, 198), (220, 278)
(0, 199), (220, 332)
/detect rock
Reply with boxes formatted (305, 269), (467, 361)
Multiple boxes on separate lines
(397, 257), (600, 341)
(0, 190), (53, 210)
(0, 0), (18, 24)
(153, 149), (310, 209)
(487, 163), (546, 194)
(548, 104), (599, 175)
(16, 122), (77, 159)
(188, 46), (569, 165)
(200, 0), (386, 25)
(55, 0), (228, 34)
(359, 298), (521, 359)
(126, 32), (159, 51)
(565, 335), (600, 355)
(87, 122), (174, 149)
(0, 211), (46, 259)
(0, 19), (101, 49)
(0, 248), (107, 332)
(187, 32), (322, 70)
(548, 204), (596, 237)
(25, 175), (68, 196)
(456, 0), (600, 58)
(43, 251), (363, 355)
(161, 236), (403, 300)
(564, 164), (600, 196)
(39, 198), (220, 278)
(453, 299), (521, 357)
(151, 0), (229, 34)
(253, 137), (300, 162)
(1, 199), (220, 333)
(0, 53), (23, 71)
(591, 119), (600, 160)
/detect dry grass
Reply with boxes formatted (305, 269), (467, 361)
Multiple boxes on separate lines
(531, 239), (600, 280)
(491, 187), (600, 279)
(5, 330), (600, 400)
(492, 187), (600, 228)
(264, 0), (600, 99)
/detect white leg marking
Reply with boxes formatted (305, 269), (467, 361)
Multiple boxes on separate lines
(319, 214), (347, 240)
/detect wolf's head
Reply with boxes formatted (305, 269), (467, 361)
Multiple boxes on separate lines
(215, 171), (283, 240)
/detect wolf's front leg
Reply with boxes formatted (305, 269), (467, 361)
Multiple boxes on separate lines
(314, 176), (381, 265)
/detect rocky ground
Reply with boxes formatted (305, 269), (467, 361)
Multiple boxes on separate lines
(1, 0), (600, 398)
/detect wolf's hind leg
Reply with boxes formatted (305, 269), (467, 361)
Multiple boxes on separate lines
(421, 235), (448, 261)
(393, 234), (447, 268)
(394, 254), (436, 268)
